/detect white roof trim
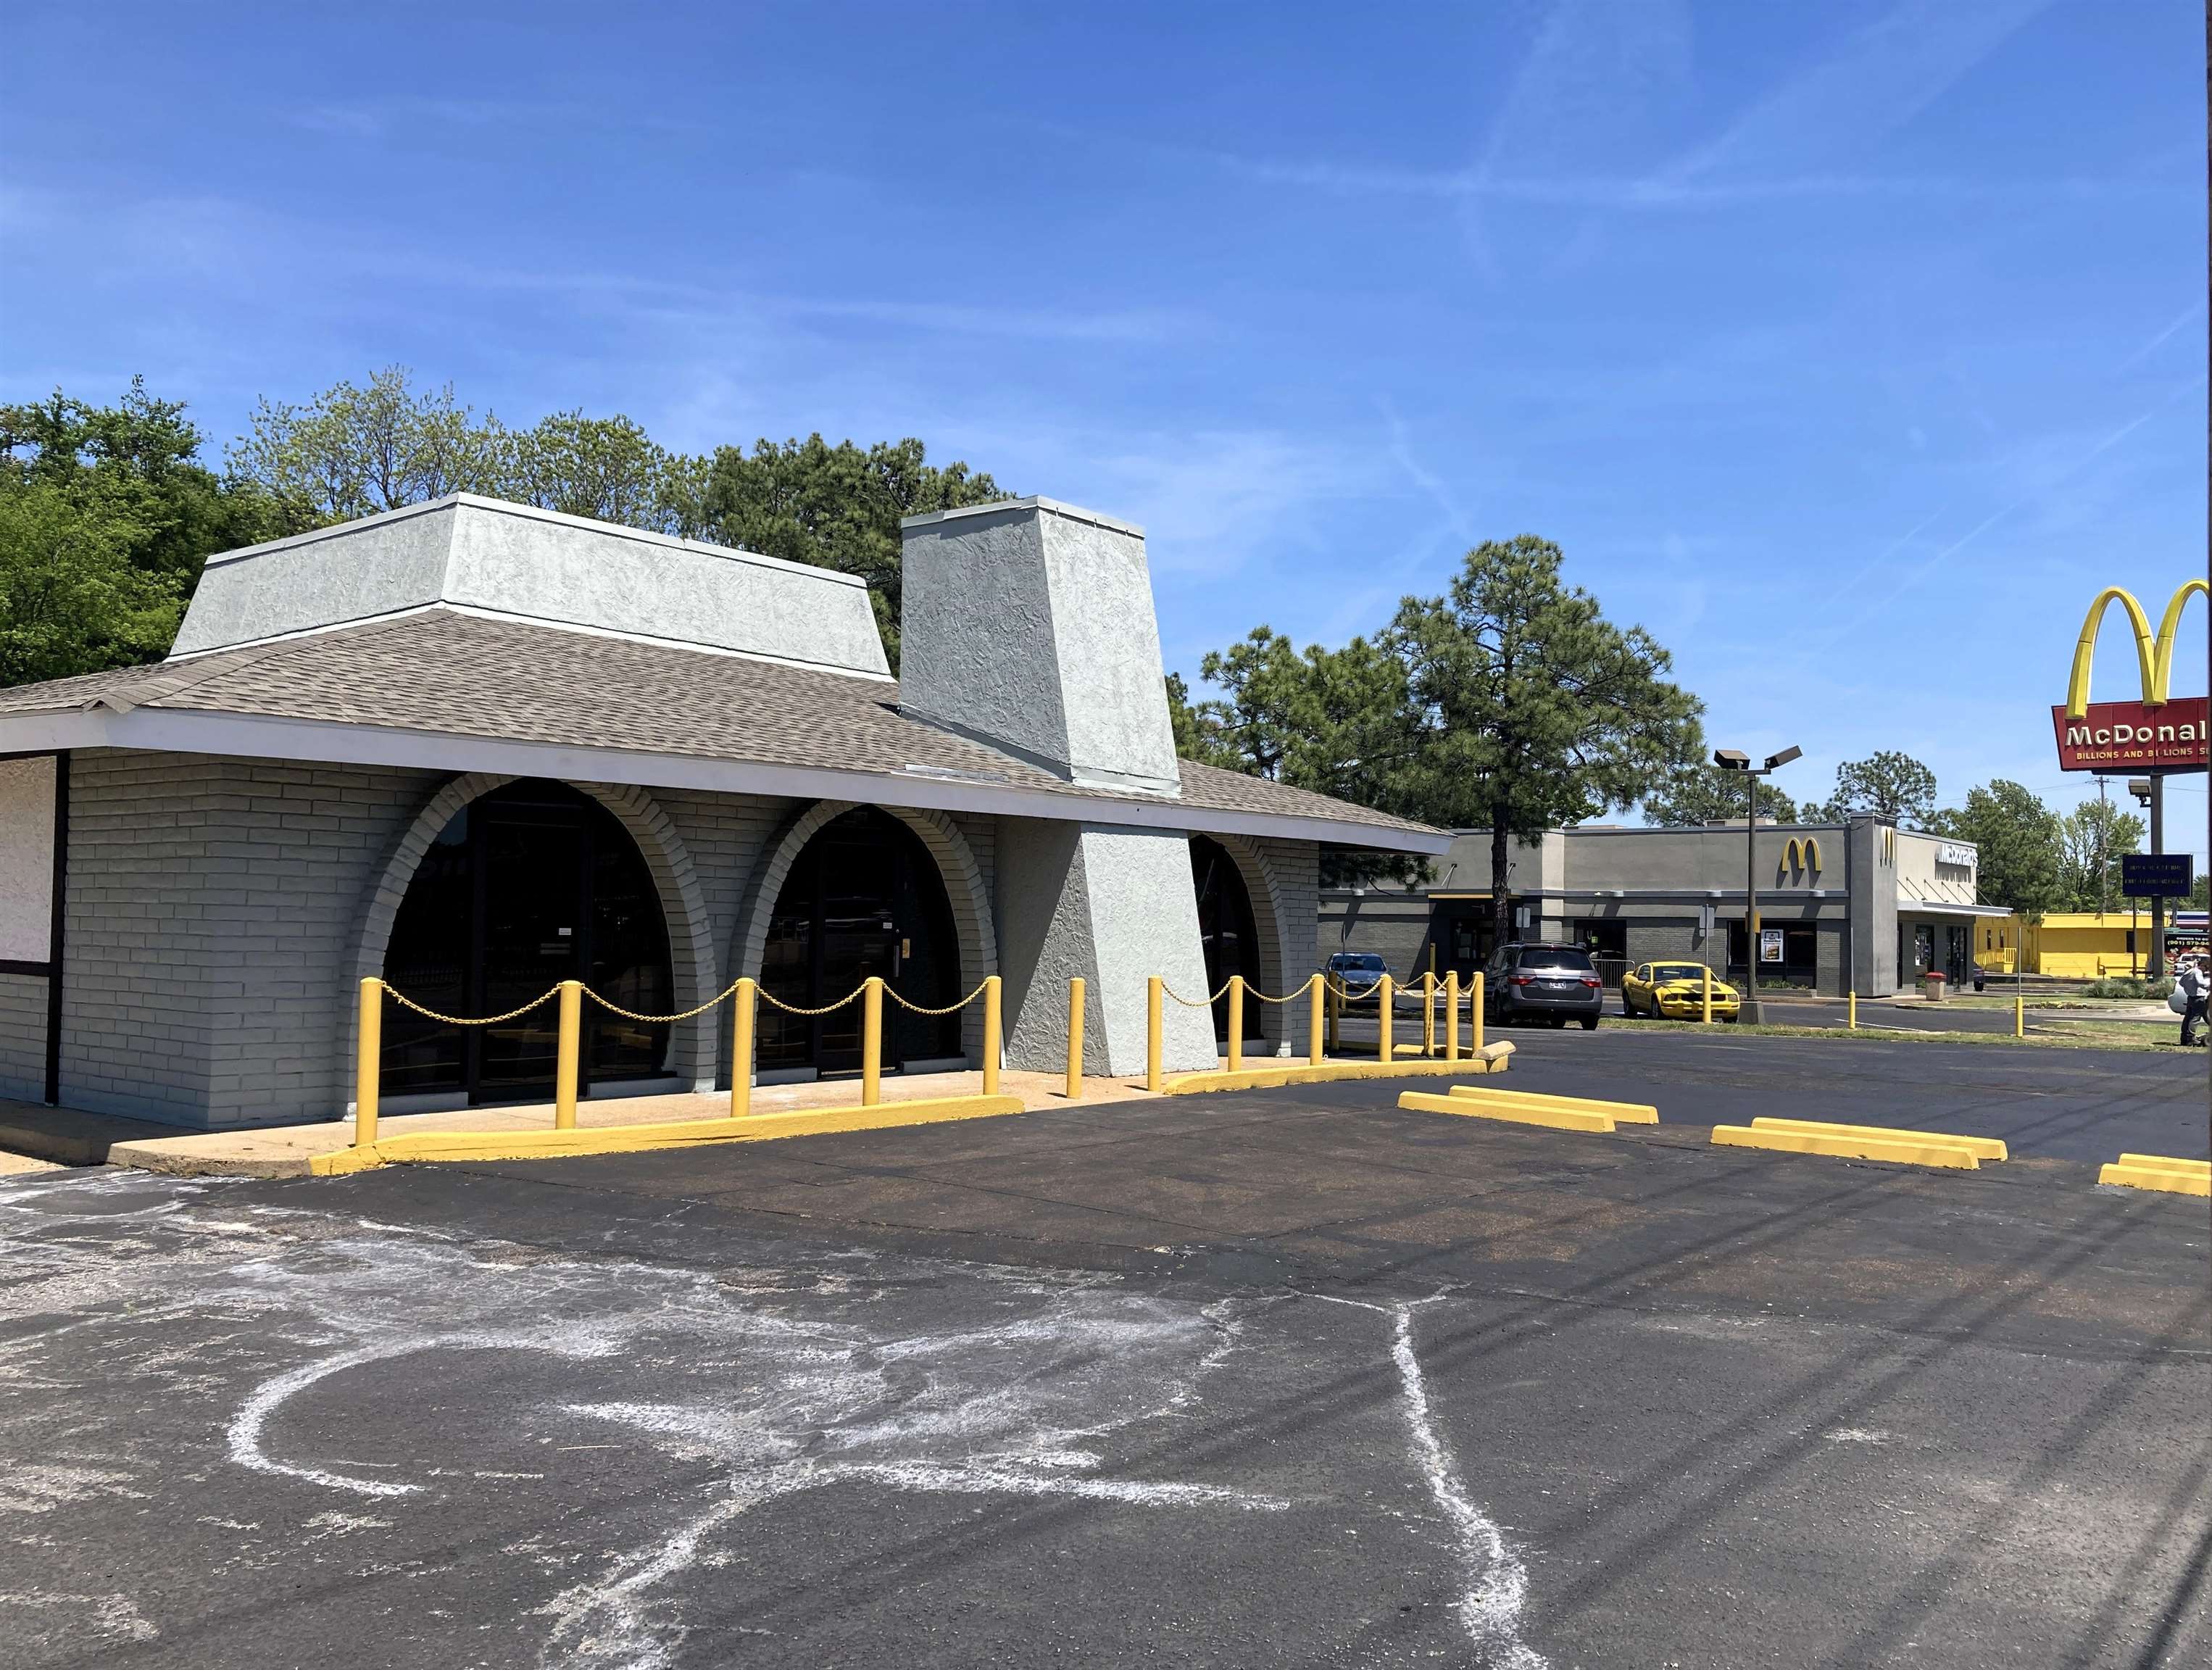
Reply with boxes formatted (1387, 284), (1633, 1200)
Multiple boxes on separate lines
(159, 600), (897, 682)
(0, 708), (1448, 855)
(1897, 897), (2011, 918)
(198, 492), (868, 587)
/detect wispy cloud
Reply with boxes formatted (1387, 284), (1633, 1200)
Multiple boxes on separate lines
(1660, 0), (2058, 186)
(1184, 0), (2108, 217)
(2117, 302), (2206, 372)
(1808, 376), (2202, 646)
(287, 96), (705, 141)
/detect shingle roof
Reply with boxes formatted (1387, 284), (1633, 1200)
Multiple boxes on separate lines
(0, 610), (1440, 846)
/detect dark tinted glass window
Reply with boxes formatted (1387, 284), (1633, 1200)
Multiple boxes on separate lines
(1516, 946), (1594, 971)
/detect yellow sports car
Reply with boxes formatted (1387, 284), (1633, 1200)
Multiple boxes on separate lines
(1621, 961), (1740, 1021)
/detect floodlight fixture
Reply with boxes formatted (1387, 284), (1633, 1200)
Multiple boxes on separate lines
(1713, 749), (1750, 770)
(1764, 746), (1803, 770)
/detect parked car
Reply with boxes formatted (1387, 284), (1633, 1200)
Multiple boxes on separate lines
(1483, 942), (1604, 1029)
(1621, 960), (1739, 1021)
(1326, 952), (1391, 1005)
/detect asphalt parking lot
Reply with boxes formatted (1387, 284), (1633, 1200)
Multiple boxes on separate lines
(1, 1033), (2205, 1669)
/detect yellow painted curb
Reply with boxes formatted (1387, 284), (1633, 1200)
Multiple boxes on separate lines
(1447, 1085), (1659, 1124)
(1161, 1048), (1511, 1097)
(1399, 1089), (1615, 1133)
(307, 1094), (1029, 1175)
(1748, 1116), (2007, 1163)
(2097, 1154), (2211, 1197)
(1710, 1124), (1980, 1169)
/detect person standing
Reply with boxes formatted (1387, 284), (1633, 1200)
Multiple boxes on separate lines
(2176, 955), (2209, 1048)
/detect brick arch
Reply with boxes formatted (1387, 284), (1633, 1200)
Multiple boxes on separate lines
(731, 801), (998, 1072)
(1204, 831), (1294, 1055)
(344, 774), (718, 1105)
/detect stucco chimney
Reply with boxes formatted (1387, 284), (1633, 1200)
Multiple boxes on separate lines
(896, 499), (1182, 795)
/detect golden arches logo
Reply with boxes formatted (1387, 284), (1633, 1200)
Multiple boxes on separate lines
(2066, 581), (2209, 719)
(1783, 836), (1822, 879)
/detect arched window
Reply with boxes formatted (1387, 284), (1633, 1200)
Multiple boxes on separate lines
(758, 808), (962, 1075)
(380, 781), (673, 1102)
(1190, 835), (1262, 1044)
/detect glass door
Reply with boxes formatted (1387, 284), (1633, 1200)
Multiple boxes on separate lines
(474, 798), (587, 1097)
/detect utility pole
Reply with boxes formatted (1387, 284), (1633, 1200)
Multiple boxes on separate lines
(1714, 744), (1802, 1025)
(2095, 776), (2111, 918)
(2151, 776), (2167, 978)
(2129, 776), (2165, 978)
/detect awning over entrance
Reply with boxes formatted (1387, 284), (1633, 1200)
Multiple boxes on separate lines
(1897, 899), (2012, 918)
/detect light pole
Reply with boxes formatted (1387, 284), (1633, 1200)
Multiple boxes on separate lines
(2128, 776), (2163, 977)
(1715, 744), (1802, 1024)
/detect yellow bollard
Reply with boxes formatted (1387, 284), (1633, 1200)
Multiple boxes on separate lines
(1379, 974), (1394, 1063)
(2014, 993), (2024, 1039)
(861, 976), (883, 1106)
(1227, 976), (1244, 1072)
(982, 975), (1002, 1097)
(1847, 989), (1857, 1030)
(1445, 971), (1460, 1061)
(730, 977), (756, 1119)
(554, 978), (583, 1129)
(1147, 976), (1163, 1092)
(1066, 976), (1086, 1101)
(1327, 979), (1341, 1055)
(1308, 973), (1325, 1066)
(1702, 965), (1713, 1025)
(1422, 973), (1436, 1058)
(354, 977), (383, 1149)
(1471, 972), (1484, 1055)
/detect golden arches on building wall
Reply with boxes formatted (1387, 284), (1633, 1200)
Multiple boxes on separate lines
(2066, 580), (2209, 718)
(1779, 836), (1821, 884)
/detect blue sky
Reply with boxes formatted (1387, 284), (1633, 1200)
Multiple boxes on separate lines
(4, 1), (2205, 855)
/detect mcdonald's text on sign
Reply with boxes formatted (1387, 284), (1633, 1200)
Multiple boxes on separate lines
(2049, 698), (2209, 773)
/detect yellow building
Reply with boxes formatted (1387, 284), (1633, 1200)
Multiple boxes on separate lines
(1980, 913), (2158, 978)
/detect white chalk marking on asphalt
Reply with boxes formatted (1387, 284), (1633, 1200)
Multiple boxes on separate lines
(1310, 1293), (1547, 1668)
(0, 1590), (159, 1643)
(227, 1329), (620, 1499)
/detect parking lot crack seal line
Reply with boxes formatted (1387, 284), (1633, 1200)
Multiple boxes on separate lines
(1308, 1292), (1546, 1667)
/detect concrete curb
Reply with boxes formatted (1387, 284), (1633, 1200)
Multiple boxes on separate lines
(2097, 1154), (2212, 1197)
(311, 1093), (1030, 1175)
(1711, 1120), (1992, 1170)
(1163, 1043), (1514, 1097)
(1399, 1089), (1618, 1134)
(1447, 1084), (1658, 1124)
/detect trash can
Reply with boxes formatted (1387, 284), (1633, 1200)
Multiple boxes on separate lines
(1921, 971), (1946, 1002)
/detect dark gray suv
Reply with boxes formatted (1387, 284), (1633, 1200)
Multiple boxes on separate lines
(1484, 942), (1604, 1029)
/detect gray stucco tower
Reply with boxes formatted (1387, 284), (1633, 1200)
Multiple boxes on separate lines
(900, 499), (1218, 1073)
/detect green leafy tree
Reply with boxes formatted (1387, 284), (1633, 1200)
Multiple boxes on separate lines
(2055, 797), (2143, 913)
(1, 381), (296, 684)
(1643, 761), (1800, 827)
(1388, 536), (1704, 950)
(1813, 750), (1938, 828)
(1180, 628), (1423, 884)
(1164, 672), (1241, 770)
(1934, 781), (2063, 919)
(502, 412), (689, 529)
(231, 366), (503, 518)
(697, 435), (1009, 666)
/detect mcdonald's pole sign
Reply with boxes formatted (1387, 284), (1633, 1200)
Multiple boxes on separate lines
(2050, 581), (2210, 772)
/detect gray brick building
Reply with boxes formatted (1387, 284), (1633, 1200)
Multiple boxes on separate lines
(1324, 823), (2006, 1000)
(0, 495), (1442, 1131)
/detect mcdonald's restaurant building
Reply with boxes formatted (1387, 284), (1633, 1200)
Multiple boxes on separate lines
(1324, 821), (2007, 998)
(0, 494), (1442, 1132)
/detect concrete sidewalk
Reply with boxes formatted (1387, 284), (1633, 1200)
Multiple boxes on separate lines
(0, 1069), (1168, 1179)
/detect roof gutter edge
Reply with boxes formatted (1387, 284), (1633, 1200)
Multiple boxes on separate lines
(0, 709), (1450, 855)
